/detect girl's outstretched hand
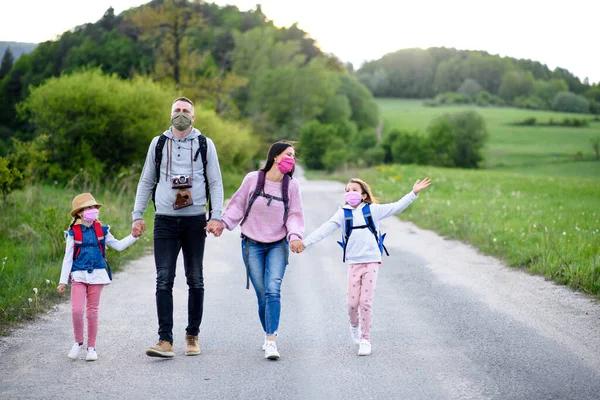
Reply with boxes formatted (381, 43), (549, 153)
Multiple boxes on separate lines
(413, 177), (432, 195)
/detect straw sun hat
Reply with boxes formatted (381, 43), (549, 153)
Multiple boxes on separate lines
(70, 193), (103, 217)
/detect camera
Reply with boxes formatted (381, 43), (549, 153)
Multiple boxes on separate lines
(171, 175), (192, 189)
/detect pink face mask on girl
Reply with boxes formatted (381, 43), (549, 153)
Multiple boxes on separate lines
(277, 157), (295, 174)
(344, 191), (363, 207)
(82, 208), (99, 223)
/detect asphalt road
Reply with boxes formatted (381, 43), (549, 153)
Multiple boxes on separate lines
(1, 174), (600, 400)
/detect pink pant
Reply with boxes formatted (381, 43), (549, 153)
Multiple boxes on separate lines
(347, 262), (379, 341)
(71, 282), (104, 348)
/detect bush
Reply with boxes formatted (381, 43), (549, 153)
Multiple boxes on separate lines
(552, 91), (590, 114)
(18, 68), (256, 182)
(513, 95), (547, 110)
(440, 110), (488, 168)
(390, 131), (431, 165)
(434, 92), (472, 105)
(362, 146), (386, 166)
(474, 91), (505, 107)
(457, 78), (483, 98)
(426, 118), (456, 167)
(299, 121), (338, 170)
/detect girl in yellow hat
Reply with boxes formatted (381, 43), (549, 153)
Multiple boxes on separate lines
(57, 193), (139, 361)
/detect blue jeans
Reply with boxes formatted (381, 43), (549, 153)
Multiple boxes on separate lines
(154, 214), (207, 344)
(242, 236), (289, 335)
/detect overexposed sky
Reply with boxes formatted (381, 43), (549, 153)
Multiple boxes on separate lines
(1, 0), (598, 83)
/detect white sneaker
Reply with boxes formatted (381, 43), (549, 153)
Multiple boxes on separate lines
(86, 347), (98, 361)
(358, 339), (371, 356)
(349, 324), (361, 344)
(264, 341), (280, 360)
(68, 343), (83, 360)
(261, 332), (278, 350)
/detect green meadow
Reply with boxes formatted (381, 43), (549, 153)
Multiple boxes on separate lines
(315, 164), (600, 296)
(377, 98), (600, 178)
(311, 99), (600, 297)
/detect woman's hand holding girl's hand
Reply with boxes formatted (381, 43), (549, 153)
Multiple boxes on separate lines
(290, 240), (305, 254)
(57, 284), (67, 294)
(412, 177), (432, 195)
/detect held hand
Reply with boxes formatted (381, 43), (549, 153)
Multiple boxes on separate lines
(57, 284), (66, 294)
(412, 177), (432, 195)
(289, 240), (305, 253)
(206, 220), (224, 237)
(132, 220), (146, 238)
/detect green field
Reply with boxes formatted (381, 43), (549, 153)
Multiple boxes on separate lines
(312, 164), (600, 297)
(377, 98), (600, 178)
(307, 99), (600, 297)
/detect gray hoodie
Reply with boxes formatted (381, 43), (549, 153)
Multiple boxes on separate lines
(132, 127), (224, 221)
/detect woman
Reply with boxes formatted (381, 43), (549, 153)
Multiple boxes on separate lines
(209, 142), (304, 360)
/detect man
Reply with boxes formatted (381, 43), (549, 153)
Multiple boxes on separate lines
(132, 97), (223, 358)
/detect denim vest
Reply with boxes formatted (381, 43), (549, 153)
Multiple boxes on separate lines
(69, 224), (109, 274)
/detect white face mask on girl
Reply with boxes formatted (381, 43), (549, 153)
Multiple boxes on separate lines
(82, 208), (99, 223)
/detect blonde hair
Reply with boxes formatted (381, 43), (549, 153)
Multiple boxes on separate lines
(347, 178), (378, 204)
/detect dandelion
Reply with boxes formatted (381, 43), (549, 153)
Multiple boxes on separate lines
(493, 238), (497, 242)
(563, 232), (566, 236)
(449, 220), (454, 225)
(45, 279), (50, 284)
(33, 288), (38, 294)
(533, 224), (537, 228)
(28, 298), (33, 303)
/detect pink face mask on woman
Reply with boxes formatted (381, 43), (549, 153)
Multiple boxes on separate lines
(344, 191), (363, 207)
(277, 157), (295, 174)
(82, 208), (99, 223)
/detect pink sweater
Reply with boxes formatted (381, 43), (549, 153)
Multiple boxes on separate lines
(221, 171), (304, 243)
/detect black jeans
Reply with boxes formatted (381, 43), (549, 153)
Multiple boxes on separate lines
(153, 214), (207, 343)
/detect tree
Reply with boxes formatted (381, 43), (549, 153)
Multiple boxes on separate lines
(299, 121), (338, 169)
(498, 70), (535, 102)
(444, 111), (488, 168)
(19, 68), (256, 182)
(457, 78), (483, 98)
(552, 92), (590, 113)
(127, 0), (204, 86)
(0, 47), (14, 80)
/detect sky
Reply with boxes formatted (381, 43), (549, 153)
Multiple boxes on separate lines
(1, 0), (598, 83)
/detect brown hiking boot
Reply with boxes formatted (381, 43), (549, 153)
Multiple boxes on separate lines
(146, 340), (175, 358)
(185, 335), (201, 356)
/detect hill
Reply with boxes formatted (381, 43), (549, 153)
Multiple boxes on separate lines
(0, 42), (37, 59)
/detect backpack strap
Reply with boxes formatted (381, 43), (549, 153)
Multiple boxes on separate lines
(240, 170), (266, 226)
(72, 225), (83, 260)
(282, 174), (290, 225)
(362, 204), (389, 257)
(92, 221), (106, 258)
(193, 135), (211, 220)
(338, 208), (354, 263)
(152, 134), (168, 210)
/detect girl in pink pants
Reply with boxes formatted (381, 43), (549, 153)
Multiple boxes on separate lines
(300, 177), (431, 356)
(58, 193), (138, 361)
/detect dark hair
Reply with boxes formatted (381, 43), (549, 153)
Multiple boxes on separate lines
(261, 141), (295, 177)
(172, 97), (194, 108)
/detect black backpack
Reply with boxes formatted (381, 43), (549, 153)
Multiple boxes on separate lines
(152, 134), (211, 218)
(240, 170), (290, 226)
